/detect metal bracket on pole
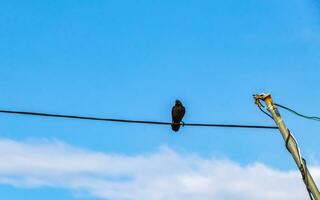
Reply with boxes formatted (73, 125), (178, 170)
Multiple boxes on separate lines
(253, 93), (270, 108)
(254, 93), (320, 200)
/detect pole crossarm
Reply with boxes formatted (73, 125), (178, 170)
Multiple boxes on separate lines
(254, 93), (320, 200)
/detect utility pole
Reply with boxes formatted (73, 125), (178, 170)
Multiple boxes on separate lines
(254, 93), (320, 200)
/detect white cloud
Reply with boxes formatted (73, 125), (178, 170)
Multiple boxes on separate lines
(0, 138), (318, 200)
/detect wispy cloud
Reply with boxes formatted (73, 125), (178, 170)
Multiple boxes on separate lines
(0, 138), (317, 200)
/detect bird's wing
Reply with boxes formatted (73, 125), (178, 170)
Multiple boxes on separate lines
(172, 106), (175, 117)
(172, 106), (184, 122)
(172, 106), (180, 121)
(181, 105), (185, 119)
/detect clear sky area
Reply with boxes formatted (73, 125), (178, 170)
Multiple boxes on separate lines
(0, 1), (320, 199)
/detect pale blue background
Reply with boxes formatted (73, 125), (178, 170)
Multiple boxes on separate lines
(0, 0), (320, 199)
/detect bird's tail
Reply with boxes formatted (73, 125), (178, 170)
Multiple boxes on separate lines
(171, 122), (180, 132)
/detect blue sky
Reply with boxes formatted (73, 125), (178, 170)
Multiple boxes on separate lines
(0, 0), (320, 199)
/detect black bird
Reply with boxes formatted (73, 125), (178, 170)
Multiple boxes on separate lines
(171, 100), (185, 132)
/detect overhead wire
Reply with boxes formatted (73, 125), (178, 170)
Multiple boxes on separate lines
(0, 109), (278, 130)
(275, 103), (320, 121)
(258, 106), (274, 120)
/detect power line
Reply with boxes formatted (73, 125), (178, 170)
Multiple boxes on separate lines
(0, 109), (278, 130)
(275, 103), (320, 121)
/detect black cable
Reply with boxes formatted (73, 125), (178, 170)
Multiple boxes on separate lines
(302, 158), (314, 200)
(0, 109), (278, 129)
(258, 106), (274, 120)
(285, 129), (313, 200)
(285, 129), (292, 153)
(275, 103), (320, 121)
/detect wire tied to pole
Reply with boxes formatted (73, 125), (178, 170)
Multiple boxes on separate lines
(273, 103), (316, 199)
(256, 102), (314, 200)
(286, 129), (314, 200)
(254, 94), (274, 120)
